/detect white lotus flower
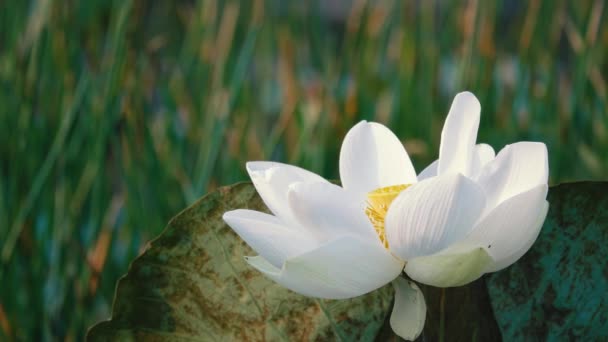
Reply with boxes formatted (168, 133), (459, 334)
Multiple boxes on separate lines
(223, 91), (549, 340)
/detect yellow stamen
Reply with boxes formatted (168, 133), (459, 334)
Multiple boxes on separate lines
(365, 184), (411, 249)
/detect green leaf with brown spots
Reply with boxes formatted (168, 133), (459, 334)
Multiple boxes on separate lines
(487, 181), (608, 341)
(86, 182), (393, 341)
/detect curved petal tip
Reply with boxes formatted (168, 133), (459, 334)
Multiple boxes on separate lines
(454, 91), (481, 111)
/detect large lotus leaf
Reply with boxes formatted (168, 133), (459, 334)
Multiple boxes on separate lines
(88, 181), (607, 341)
(487, 182), (608, 340)
(87, 182), (501, 341)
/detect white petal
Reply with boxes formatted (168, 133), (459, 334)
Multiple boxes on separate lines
(437, 92), (481, 176)
(475, 142), (548, 210)
(287, 181), (379, 243)
(223, 209), (318, 268)
(246, 236), (404, 299)
(463, 184), (548, 272)
(419, 143), (493, 182)
(485, 200), (548, 272)
(417, 159), (438, 181)
(247, 161), (328, 223)
(404, 247), (493, 287)
(339, 121), (417, 196)
(470, 143), (495, 176)
(385, 173), (486, 260)
(390, 277), (426, 341)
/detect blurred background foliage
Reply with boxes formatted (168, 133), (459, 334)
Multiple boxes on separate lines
(0, 0), (606, 340)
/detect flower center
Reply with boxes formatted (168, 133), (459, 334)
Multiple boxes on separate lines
(365, 184), (411, 249)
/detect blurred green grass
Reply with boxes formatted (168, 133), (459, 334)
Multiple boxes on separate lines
(0, 0), (606, 340)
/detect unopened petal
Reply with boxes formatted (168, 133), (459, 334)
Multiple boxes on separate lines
(385, 173), (486, 260)
(420, 143), (494, 182)
(246, 236), (404, 299)
(470, 143), (495, 176)
(417, 159), (438, 181)
(390, 277), (426, 341)
(405, 247), (493, 287)
(438, 92), (481, 176)
(339, 121), (417, 197)
(223, 209), (318, 268)
(287, 181), (379, 243)
(246, 161), (328, 223)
